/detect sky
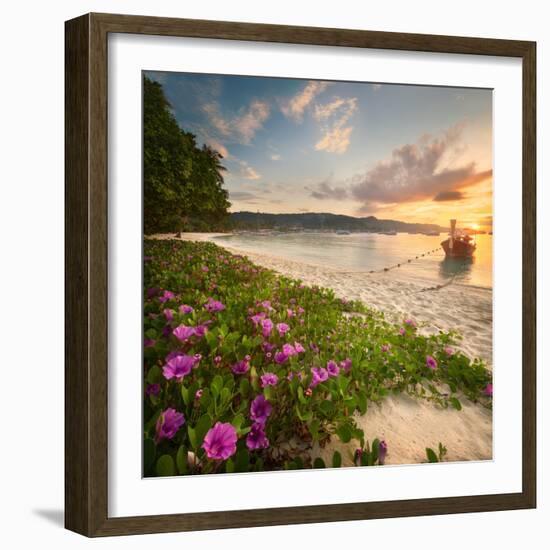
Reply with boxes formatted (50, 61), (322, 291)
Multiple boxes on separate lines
(145, 71), (493, 229)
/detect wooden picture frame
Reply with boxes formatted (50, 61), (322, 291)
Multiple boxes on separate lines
(65, 12), (536, 537)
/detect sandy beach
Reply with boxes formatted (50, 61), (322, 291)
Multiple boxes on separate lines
(150, 232), (493, 465)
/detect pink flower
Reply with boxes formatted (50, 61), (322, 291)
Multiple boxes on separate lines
(445, 346), (454, 356)
(484, 383), (493, 397)
(404, 319), (415, 326)
(179, 304), (194, 314)
(162, 354), (195, 381)
(381, 344), (391, 353)
(305, 388), (313, 397)
(250, 395), (272, 425)
(261, 318), (273, 338)
(163, 308), (174, 322)
(260, 373), (279, 387)
(201, 265), (209, 272)
(274, 351), (288, 364)
(276, 323), (290, 337)
(214, 355), (222, 365)
(159, 290), (175, 303)
(294, 342), (305, 354)
(205, 298), (225, 313)
(310, 367), (329, 388)
(326, 360), (340, 377)
(155, 408), (185, 443)
(398, 327), (406, 336)
(250, 312), (266, 326)
(172, 325), (195, 342)
(202, 422), (238, 460)
(340, 358), (352, 372)
(287, 309), (295, 318)
(426, 355), (438, 370)
(246, 423), (270, 450)
(282, 343), (297, 356)
(261, 300), (273, 311)
(144, 338), (156, 348)
(195, 389), (203, 400)
(379, 441), (388, 465)
(232, 359), (250, 375)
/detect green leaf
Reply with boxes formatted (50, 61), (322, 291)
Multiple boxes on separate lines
(332, 451), (342, 468)
(356, 390), (368, 415)
(156, 454), (175, 476)
(450, 397), (462, 411)
(239, 377), (251, 397)
(235, 448), (250, 472)
(176, 446), (188, 474)
(181, 385), (190, 406)
(211, 375), (223, 399)
(336, 424), (352, 443)
(143, 438), (156, 474)
(426, 447), (439, 463)
(313, 457), (326, 469)
(190, 414), (213, 450)
(146, 365), (161, 384)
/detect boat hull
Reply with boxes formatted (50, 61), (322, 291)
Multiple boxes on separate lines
(441, 238), (476, 258)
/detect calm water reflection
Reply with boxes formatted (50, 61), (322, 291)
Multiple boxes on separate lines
(215, 232), (493, 288)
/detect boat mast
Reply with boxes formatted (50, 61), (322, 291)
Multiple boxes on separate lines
(449, 219), (456, 251)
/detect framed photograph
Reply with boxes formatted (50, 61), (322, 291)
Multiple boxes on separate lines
(65, 13), (536, 536)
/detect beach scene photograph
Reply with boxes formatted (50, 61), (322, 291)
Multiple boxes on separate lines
(142, 71), (493, 476)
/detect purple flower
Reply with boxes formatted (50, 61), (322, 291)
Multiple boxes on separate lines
(162, 354), (196, 381)
(261, 318), (273, 338)
(146, 287), (160, 299)
(205, 298), (225, 313)
(172, 324), (195, 342)
(340, 358), (352, 372)
(310, 342), (320, 353)
(484, 383), (493, 397)
(179, 304), (194, 314)
(398, 327), (406, 336)
(426, 355), (438, 370)
(144, 338), (156, 348)
(262, 341), (275, 353)
(250, 312), (266, 326)
(194, 323), (208, 338)
(354, 448), (363, 466)
(163, 308), (174, 322)
(202, 422), (238, 460)
(214, 355), (222, 365)
(381, 344), (391, 353)
(155, 408), (185, 443)
(310, 367), (329, 388)
(282, 343), (297, 357)
(159, 290), (175, 303)
(250, 394), (272, 425)
(274, 351), (288, 364)
(378, 440), (388, 465)
(326, 360), (340, 377)
(260, 373), (279, 388)
(246, 423), (270, 450)
(261, 300), (272, 310)
(231, 359), (250, 375)
(287, 309), (295, 318)
(294, 342), (305, 354)
(404, 318), (416, 326)
(276, 323), (290, 337)
(145, 383), (160, 396)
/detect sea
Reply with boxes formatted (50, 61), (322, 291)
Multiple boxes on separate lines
(214, 231), (493, 289)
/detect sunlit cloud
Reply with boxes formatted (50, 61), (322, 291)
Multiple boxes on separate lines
(314, 97), (357, 154)
(351, 124), (492, 208)
(281, 81), (329, 122)
(202, 99), (270, 144)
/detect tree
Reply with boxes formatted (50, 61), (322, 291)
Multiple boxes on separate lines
(143, 76), (231, 233)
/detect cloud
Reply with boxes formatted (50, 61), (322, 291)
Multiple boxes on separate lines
(270, 154), (281, 161)
(307, 179), (349, 200)
(433, 190), (465, 201)
(228, 191), (261, 203)
(236, 159), (261, 180)
(351, 125), (492, 209)
(281, 81), (329, 122)
(202, 99), (270, 144)
(314, 97), (357, 154)
(205, 139), (229, 158)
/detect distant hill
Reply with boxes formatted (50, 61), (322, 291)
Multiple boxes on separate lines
(230, 211), (447, 234)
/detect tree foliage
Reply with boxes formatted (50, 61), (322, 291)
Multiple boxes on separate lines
(143, 76), (231, 234)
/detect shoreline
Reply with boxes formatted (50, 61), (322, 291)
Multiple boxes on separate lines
(149, 232), (493, 465)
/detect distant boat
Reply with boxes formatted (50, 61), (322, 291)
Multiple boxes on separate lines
(441, 219), (476, 258)
(336, 230), (351, 235)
